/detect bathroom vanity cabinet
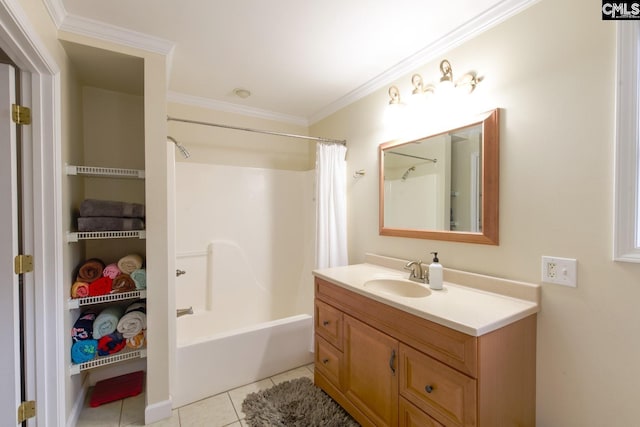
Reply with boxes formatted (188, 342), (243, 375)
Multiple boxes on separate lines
(314, 277), (537, 427)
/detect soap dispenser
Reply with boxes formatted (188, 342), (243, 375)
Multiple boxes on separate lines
(428, 252), (443, 290)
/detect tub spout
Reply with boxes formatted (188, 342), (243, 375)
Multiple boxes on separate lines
(177, 307), (193, 317)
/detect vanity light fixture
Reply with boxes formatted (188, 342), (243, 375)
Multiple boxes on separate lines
(390, 59), (481, 105)
(439, 59), (454, 84)
(411, 73), (435, 96)
(438, 59), (480, 94)
(388, 85), (401, 105)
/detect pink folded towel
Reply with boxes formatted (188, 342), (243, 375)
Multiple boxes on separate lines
(103, 263), (121, 279)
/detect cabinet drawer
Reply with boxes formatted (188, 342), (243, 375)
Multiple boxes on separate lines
(315, 334), (342, 388)
(399, 397), (444, 427)
(400, 344), (477, 427)
(315, 299), (343, 349)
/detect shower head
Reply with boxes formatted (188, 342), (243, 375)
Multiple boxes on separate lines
(168, 136), (191, 159)
(401, 166), (416, 181)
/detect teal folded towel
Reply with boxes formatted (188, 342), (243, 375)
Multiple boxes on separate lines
(92, 306), (125, 339)
(71, 339), (97, 364)
(130, 268), (146, 290)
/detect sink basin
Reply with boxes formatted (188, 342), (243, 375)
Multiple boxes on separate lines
(364, 278), (430, 298)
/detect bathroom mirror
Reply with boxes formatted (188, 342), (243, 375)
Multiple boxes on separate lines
(379, 109), (499, 245)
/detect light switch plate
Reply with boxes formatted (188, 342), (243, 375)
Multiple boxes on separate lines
(541, 256), (577, 287)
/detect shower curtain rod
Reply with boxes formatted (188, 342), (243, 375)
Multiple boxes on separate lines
(167, 116), (347, 146)
(387, 150), (437, 163)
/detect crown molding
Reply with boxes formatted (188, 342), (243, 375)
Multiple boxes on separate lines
(42, 0), (536, 126)
(167, 91), (309, 127)
(41, 0), (65, 28)
(308, 0), (539, 124)
(59, 13), (175, 56)
(41, 1), (174, 87)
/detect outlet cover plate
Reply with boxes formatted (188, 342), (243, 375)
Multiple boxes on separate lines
(541, 256), (577, 287)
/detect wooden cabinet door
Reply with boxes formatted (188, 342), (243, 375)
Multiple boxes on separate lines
(343, 314), (399, 427)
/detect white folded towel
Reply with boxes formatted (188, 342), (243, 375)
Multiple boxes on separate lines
(116, 302), (147, 338)
(117, 254), (143, 275)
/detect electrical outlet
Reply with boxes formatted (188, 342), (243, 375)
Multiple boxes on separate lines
(541, 256), (577, 287)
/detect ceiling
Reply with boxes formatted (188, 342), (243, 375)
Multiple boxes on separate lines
(56, 0), (529, 124)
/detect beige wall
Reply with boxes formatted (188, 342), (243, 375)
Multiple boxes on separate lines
(312, 0), (640, 425)
(81, 87), (146, 262)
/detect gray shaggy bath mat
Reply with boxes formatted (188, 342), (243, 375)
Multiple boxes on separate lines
(242, 377), (360, 427)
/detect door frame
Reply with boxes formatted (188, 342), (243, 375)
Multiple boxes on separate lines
(0, 0), (63, 425)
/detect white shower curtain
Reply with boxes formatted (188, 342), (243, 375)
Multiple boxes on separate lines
(315, 142), (348, 269)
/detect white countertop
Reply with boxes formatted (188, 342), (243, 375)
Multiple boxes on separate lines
(313, 255), (540, 337)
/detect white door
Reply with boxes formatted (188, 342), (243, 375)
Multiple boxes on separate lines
(0, 62), (24, 426)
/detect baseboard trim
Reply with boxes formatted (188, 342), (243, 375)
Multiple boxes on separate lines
(66, 377), (89, 427)
(145, 398), (173, 424)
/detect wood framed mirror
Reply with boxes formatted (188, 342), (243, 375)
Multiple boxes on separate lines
(379, 108), (499, 245)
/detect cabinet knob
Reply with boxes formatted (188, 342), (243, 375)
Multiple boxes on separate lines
(322, 320), (330, 326)
(425, 385), (434, 393)
(322, 358), (329, 364)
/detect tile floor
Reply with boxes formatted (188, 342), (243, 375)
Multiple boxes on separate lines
(76, 363), (315, 427)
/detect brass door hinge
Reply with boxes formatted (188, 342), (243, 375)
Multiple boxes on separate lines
(12, 104), (31, 125)
(17, 400), (35, 423)
(14, 254), (33, 274)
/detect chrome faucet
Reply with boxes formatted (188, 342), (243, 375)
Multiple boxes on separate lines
(404, 260), (428, 284)
(176, 307), (193, 317)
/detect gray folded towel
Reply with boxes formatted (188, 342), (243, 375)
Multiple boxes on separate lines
(78, 217), (145, 232)
(79, 199), (145, 218)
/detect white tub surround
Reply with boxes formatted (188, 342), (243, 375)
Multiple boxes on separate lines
(313, 253), (540, 336)
(172, 163), (316, 407)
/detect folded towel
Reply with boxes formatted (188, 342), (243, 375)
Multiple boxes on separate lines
(126, 330), (146, 349)
(71, 339), (98, 364)
(112, 274), (136, 293)
(71, 281), (89, 298)
(71, 310), (97, 342)
(124, 301), (146, 315)
(80, 199), (145, 218)
(117, 254), (143, 275)
(76, 258), (105, 283)
(117, 302), (146, 338)
(92, 306), (125, 339)
(77, 217), (145, 232)
(88, 276), (113, 297)
(97, 332), (126, 356)
(102, 263), (121, 279)
(130, 269), (146, 290)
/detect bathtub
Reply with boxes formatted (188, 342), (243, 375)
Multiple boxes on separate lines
(172, 242), (315, 408)
(172, 164), (316, 407)
(173, 310), (313, 408)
